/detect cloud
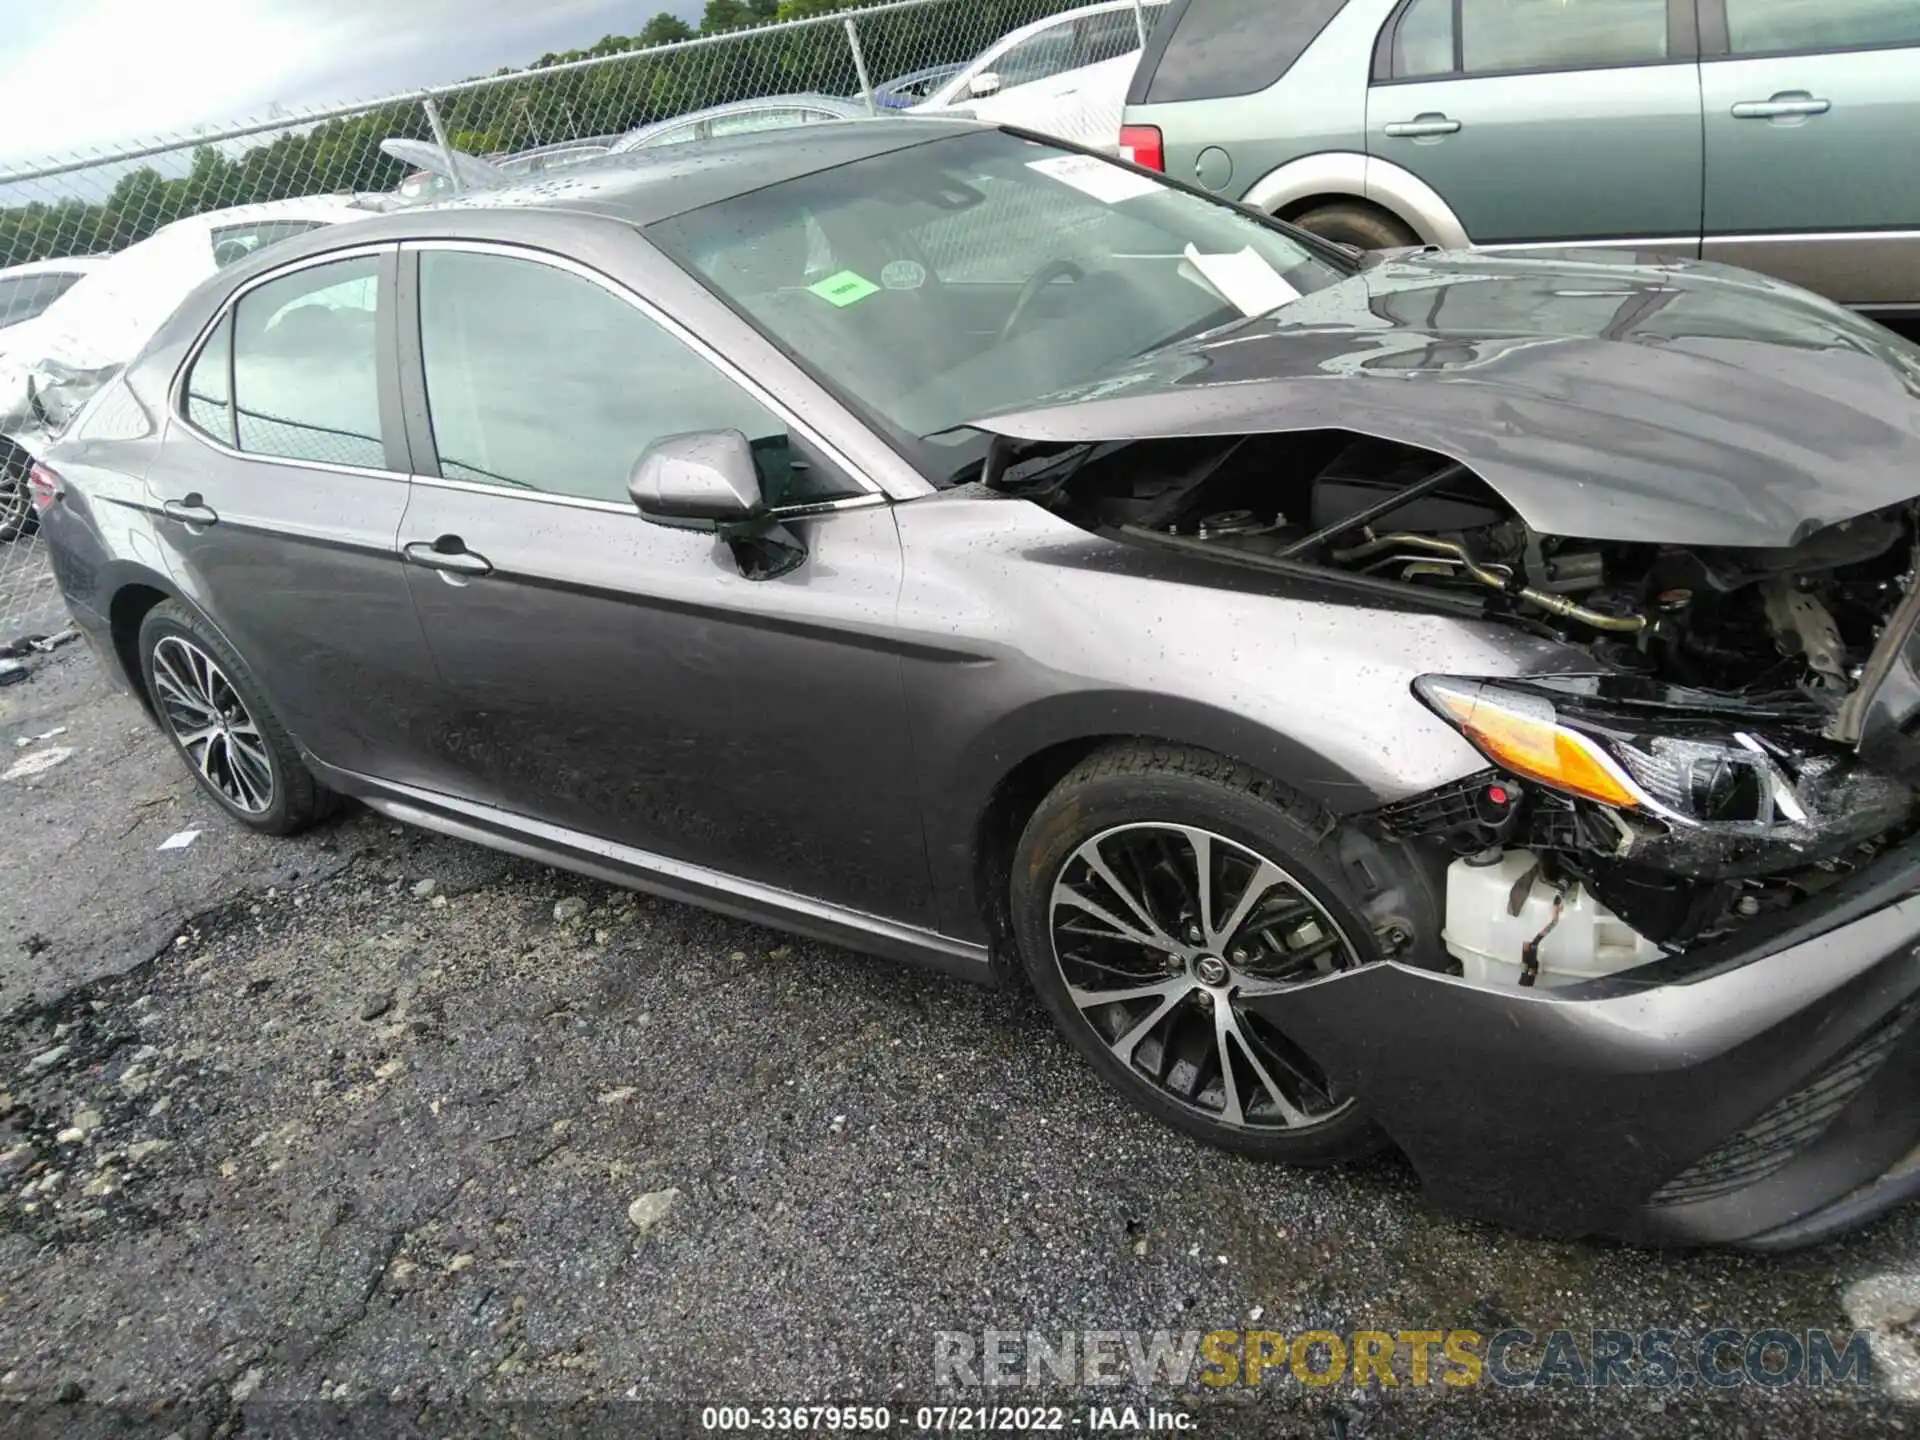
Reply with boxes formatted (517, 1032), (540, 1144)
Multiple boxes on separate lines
(0, 0), (708, 167)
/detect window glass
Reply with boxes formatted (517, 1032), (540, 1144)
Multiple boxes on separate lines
(709, 107), (827, 136)
(1144, 0), (1346, 103)
(210, 220), (329, 269)
(640, 121), (705, 148)
(1725, 0), (1920, 53)
(1080, 11), (1146, 65)
(649, 130), (1351, 483)
(183, 312), (234, 443)
(1460, 0), (1668, 73)
(231, 256), (385, 469)
(0, 271), (85, 330)
(992, 25), (1078, 89)
(417, 250), (851, 508)
(1392, 0), (1456, 77)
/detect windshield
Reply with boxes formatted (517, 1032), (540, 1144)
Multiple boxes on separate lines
(646, 130), (1352, 480)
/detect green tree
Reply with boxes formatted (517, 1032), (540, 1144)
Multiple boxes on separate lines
(639, 13), (697, 44)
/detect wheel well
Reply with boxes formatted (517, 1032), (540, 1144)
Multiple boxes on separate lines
(1275, 192), (1405, 228)
(109, 583), (169, 717)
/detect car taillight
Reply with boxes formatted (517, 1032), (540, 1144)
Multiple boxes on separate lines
(1118, 125), (1164, 173)
(26, 462), (60, 512)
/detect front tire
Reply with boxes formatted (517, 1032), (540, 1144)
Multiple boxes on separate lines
(137, 600), (332, 835)
(1009, 743), (1441, 1164)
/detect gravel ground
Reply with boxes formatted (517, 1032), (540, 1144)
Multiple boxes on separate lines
(2, 645), (1920, 1438)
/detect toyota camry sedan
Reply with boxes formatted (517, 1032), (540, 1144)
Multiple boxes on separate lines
(34, 118), (1920, 1249)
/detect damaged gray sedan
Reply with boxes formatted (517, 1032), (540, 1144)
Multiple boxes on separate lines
(35, 119), (1920, 1249)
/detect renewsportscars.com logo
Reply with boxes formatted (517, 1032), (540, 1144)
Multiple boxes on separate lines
(933, 1328), (1875, 1390)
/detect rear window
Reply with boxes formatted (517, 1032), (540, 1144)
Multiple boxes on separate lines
(1135, 0), (1349, 104)
(0, 270), (85, 330)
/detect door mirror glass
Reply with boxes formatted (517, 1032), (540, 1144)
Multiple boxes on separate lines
(628, 430), (766, 531)
(968, 71), (1003, 98)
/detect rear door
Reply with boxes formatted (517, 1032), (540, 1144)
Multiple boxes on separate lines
(1698, 0), (1920, 309)
(1367, 0), (1704, 250)
(147, 245), (445, 783)
(389, 241), (935, 925)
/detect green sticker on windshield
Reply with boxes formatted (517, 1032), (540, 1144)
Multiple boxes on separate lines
(809, 270), (881, 307)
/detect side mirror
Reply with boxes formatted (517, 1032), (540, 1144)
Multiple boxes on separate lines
(628, 430), (766, 532)
(968, 71), (1003, 98)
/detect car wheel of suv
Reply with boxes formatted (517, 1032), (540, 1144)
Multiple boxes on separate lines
(137, 600), (332, 835)
(1010, 743), (1440, 1164)
(1291, 201), (1418, 252)
(0, 448), (33, 543)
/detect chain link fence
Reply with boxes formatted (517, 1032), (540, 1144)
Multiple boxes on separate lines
(0, 0), (1150, 642)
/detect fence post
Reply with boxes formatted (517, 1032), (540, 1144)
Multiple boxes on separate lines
(1132, 0), (1149, 44)
(421, 97), (464, 193)
(844, 16), (878, 115)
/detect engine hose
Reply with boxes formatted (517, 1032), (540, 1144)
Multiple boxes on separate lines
(1330, 531), (1649, 634)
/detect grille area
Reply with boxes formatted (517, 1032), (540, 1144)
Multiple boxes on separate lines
(1650, 1002), (1920, 1208)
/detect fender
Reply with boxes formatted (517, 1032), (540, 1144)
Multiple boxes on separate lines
(1240, 150), (1472, 250)
(922, 687), (1394, 944)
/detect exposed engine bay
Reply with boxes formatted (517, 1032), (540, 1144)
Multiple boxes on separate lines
(995, 430), (1920, 974)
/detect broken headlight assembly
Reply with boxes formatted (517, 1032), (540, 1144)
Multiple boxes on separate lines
(1413, 675), (1917, 877)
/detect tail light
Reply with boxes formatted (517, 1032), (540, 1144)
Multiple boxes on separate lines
(1118, 124), (1164, 173)
(26, 462), (60, 512)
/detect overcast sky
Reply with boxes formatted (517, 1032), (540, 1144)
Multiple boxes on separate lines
(0, 0), (708, 167)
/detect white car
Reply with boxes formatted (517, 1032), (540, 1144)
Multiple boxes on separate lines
(0, 257), (106, 336)
(0, 195), (381, 540)
(912, 0), (1166, 150)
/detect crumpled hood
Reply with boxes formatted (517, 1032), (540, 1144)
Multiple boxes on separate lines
(979, 249), (1920, 548)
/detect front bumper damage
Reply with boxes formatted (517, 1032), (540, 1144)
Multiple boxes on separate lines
(1238, 835), (1920, 1248)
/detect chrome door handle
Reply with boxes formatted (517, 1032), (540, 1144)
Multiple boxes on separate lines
(403, 539), (493, 578)
(1384, 115), (1461, 138)
(161, 496), (218, 527)
(1732, 96), (1831, 120)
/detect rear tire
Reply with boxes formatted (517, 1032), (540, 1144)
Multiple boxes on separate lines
(137, 600), (332, 835)
(1290, 201), (1420, 252)
(1009, 743), (1442, 1164)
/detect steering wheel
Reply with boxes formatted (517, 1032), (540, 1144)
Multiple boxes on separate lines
(998, 259), (1085, 344)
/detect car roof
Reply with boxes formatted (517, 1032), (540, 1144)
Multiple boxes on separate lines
(256, 115), (986, 251)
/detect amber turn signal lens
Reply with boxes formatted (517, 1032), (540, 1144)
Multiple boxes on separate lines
(1418, 679), (1642, 812)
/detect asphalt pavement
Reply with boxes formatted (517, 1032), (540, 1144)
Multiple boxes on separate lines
(2, 613), (1920, 1437)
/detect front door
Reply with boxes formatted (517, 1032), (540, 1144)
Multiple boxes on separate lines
(390, 244), (934, 925)
(1367, 0), (1704, 250)
(1699, 0), (1920, 308)
(148, 246), (444, 783)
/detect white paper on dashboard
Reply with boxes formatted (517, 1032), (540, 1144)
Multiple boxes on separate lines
(1181, 244), (1301, 318)
(1027, 153), (1162, 206)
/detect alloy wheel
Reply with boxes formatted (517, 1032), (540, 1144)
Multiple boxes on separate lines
(1048, 823), (1360, 1131)
(150, 635), (275, 814)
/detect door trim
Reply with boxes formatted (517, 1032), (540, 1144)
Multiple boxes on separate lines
(314, 760), (996, 982)
(394, 239), (891, 504)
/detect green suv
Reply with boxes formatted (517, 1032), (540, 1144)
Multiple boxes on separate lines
(1120, 0), (1920, 315)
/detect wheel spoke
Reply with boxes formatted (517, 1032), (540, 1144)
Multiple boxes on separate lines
(1075, 840), (1176, 949)
(1171, 827), (1215, 942)
(1211, 861), (1287, 952)
(1053, 884), (1171, 953)
(1221, 1003), (1310, 1126)
(1107, 986), (1191, 1065)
